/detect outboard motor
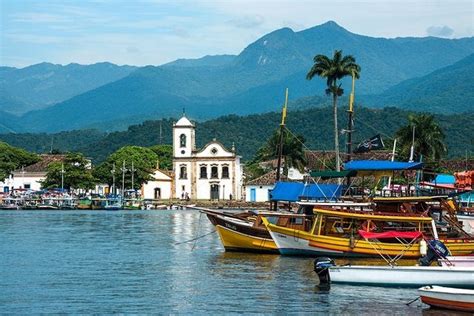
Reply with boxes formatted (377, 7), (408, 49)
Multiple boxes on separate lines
(419, 240), (451, 266)
(314, 257), (335, 286)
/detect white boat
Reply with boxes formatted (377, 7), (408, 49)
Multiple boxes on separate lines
(439, 256), (474, 267)
(419, 285), (474, 312)
(325, 265), (474, 288)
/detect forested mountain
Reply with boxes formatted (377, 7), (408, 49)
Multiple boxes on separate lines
(5, 21), (473, 132)
(362, 53), (474, 113)
(0, 62), (136, 115)
(1, 106), (472, 163)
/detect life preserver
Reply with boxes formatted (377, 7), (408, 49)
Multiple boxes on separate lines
(361, 220), (377, 232)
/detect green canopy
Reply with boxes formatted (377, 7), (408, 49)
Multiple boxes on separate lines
(310, 170), (357, 179)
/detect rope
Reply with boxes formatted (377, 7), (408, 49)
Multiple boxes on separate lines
(174, 230), (216, 246)
(405, 296), (420, 306)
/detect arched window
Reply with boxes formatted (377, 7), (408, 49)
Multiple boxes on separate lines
(200, 166), (207, 179)
(179, 165), (187, 179)
(180, 134), (186, 148)
(211, 166), (218, 179)
(222, 166), (229, 179)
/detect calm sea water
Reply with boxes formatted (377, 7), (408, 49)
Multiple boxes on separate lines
(0, 210), (441, 314)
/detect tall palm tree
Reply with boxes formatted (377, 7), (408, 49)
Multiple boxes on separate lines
(395, 114), (447, 162)
(306, 50), (361, 171)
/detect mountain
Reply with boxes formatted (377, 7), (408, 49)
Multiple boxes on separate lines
(0, 62), (137, 115)
(1, 106), (472, 163)
(362, 53), (474, 113)
(6, 21), (474, 132)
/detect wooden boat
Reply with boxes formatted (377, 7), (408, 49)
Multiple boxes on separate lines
(319, 264), (474, 288)
(203, 209), (313, 253)
(263, 208), (474, 257)
(419, 285), (474, 312)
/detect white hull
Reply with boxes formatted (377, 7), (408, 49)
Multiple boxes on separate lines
(268, 231), (343, 256)
(329, 265), (474, 287)
(419, 285), (474, 312)
(457, 215), (474, 235)
(439, 256), (474, 267)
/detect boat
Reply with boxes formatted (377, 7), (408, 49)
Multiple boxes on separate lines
(263, 207), (474, 257)
(317, 263), (474, 288)
(439, 256), (474, 267)
(202, 208), (313, 253)
(418, 285), (474, 312)
(104, 196), (122, 211)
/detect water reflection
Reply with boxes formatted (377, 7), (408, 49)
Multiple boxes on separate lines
(0, 210), (428, 314)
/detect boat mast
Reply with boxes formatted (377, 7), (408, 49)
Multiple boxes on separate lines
(345, 71), (356, 163)
(274, 88), (288, 211)
(276, 88), (288, 182)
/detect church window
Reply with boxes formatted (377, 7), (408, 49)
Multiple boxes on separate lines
(180, 134), (186, 148)
(222, 166), (229, 179)
(211, 166), (218, 179)
(200, 166), (207, 179)
(179, 165), (187, 179)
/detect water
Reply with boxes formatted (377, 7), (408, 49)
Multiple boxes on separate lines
(0, 210), (437, 314)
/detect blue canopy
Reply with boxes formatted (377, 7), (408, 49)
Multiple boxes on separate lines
(344, 160), (423, 171)
(434, 174), (455, 184)
(269, 182), (343, 202)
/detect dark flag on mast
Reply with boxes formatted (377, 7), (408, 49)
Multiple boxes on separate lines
(353, 134), (385, 153)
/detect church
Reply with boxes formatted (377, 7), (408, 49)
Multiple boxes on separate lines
(172, 115), (242, 200)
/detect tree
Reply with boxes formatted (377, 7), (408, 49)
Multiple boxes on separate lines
(0, 142), (40, 181)
(395, 114), (447, 162)
(254, 128), (307, 174)
(42, 152), (96, 190)
(93, 146), (159, 191)
(148, 144), (173, 170)
(306, 50), (361, 171)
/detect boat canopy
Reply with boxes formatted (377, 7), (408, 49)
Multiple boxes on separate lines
(358, 230), (423, 240)
(344, 160), (423, 171)
(314, 208), (433, 222)
(270, 182), (343, 202)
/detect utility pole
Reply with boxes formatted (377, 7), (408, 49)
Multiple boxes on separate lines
(121, 160), (127, 196)
(131, 161), (135, 192)
(111, 163), (116, 195)
(61, 163), (65, 192)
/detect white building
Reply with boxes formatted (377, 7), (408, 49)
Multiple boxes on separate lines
(244, 170), (278, 202)
(141, 168), (173, 200)
(1, 155), (65, 192)
(172, 115), (242, 200)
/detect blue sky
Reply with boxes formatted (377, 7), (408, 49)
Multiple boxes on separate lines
(1, 0), (473, 67)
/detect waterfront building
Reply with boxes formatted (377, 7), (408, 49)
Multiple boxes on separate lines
(172, 115), (242, 200)
(141, 167), (173, 200)
(1, 155), (65, 192)
(244, 170), (278, 202)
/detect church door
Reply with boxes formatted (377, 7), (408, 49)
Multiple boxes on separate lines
(154, 188), (161, 199)
(210, 184), (219, 200)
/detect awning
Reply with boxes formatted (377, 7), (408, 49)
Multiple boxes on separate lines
(269, 182), (344, 202)
(358, 230), (423, 240)
(344, 160), (423, 171)
(310, 170), (357, 179)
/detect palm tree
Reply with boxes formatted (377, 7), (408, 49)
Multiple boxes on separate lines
(306, 50), (361, 171)
(256, 128), (307, 173)
(395, 114), (447, 162)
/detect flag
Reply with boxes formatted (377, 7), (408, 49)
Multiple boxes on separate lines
(353, 134), (385, 153)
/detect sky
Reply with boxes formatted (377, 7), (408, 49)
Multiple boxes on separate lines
(1, 0), (473, 68)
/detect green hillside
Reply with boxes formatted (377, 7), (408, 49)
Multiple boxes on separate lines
(363, 53), (474, 113)
(1, 106), (472, 163)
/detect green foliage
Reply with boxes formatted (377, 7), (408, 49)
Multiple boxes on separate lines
(395, 114), (447, 162)
(243, 162), (267, 181)
(253, 128), (307, 172)
(93, 146), (159, 190)
(42, 152), (96, 190)
(148, 144), (173, 170)
(0, 142), (40, 180)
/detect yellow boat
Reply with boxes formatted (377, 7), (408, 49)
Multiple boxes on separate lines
(203, 209), (313, 253)
(263, 208), (474, 257)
